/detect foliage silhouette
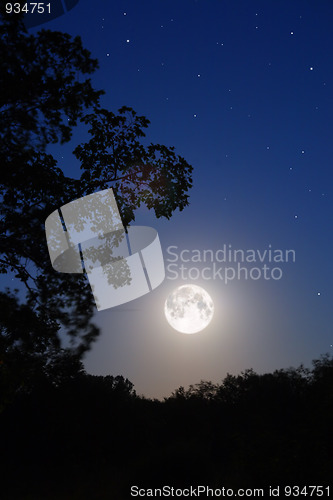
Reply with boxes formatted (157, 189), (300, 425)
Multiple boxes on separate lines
(0, 10), (102, 151)
(0, 11), (193, 402)
(1, 355), (332, 498)
(0, 10), (103, 393)
(74, 106), (193, 226)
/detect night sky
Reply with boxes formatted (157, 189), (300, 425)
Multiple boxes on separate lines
(31, 0), (333, 398)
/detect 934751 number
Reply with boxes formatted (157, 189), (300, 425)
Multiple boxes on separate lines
(5, 3), (51, 14)
(284, 486), (330, 496)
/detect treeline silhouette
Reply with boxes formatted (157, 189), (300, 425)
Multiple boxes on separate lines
(1, 355), (332, 499)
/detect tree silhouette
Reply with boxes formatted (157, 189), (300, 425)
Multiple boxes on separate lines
(0, 11), (103, 151)
(0, 13), (193, 403)
(74, 106), (193, 226)
(1, 355), (332, 497)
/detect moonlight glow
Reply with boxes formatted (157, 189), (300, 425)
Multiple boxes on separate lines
(164, 285), (214, 334)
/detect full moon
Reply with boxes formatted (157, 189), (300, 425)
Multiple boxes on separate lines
(164, 284), (214, 334)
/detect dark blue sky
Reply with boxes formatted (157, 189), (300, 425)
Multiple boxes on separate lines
(33, 0), (333, 398)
